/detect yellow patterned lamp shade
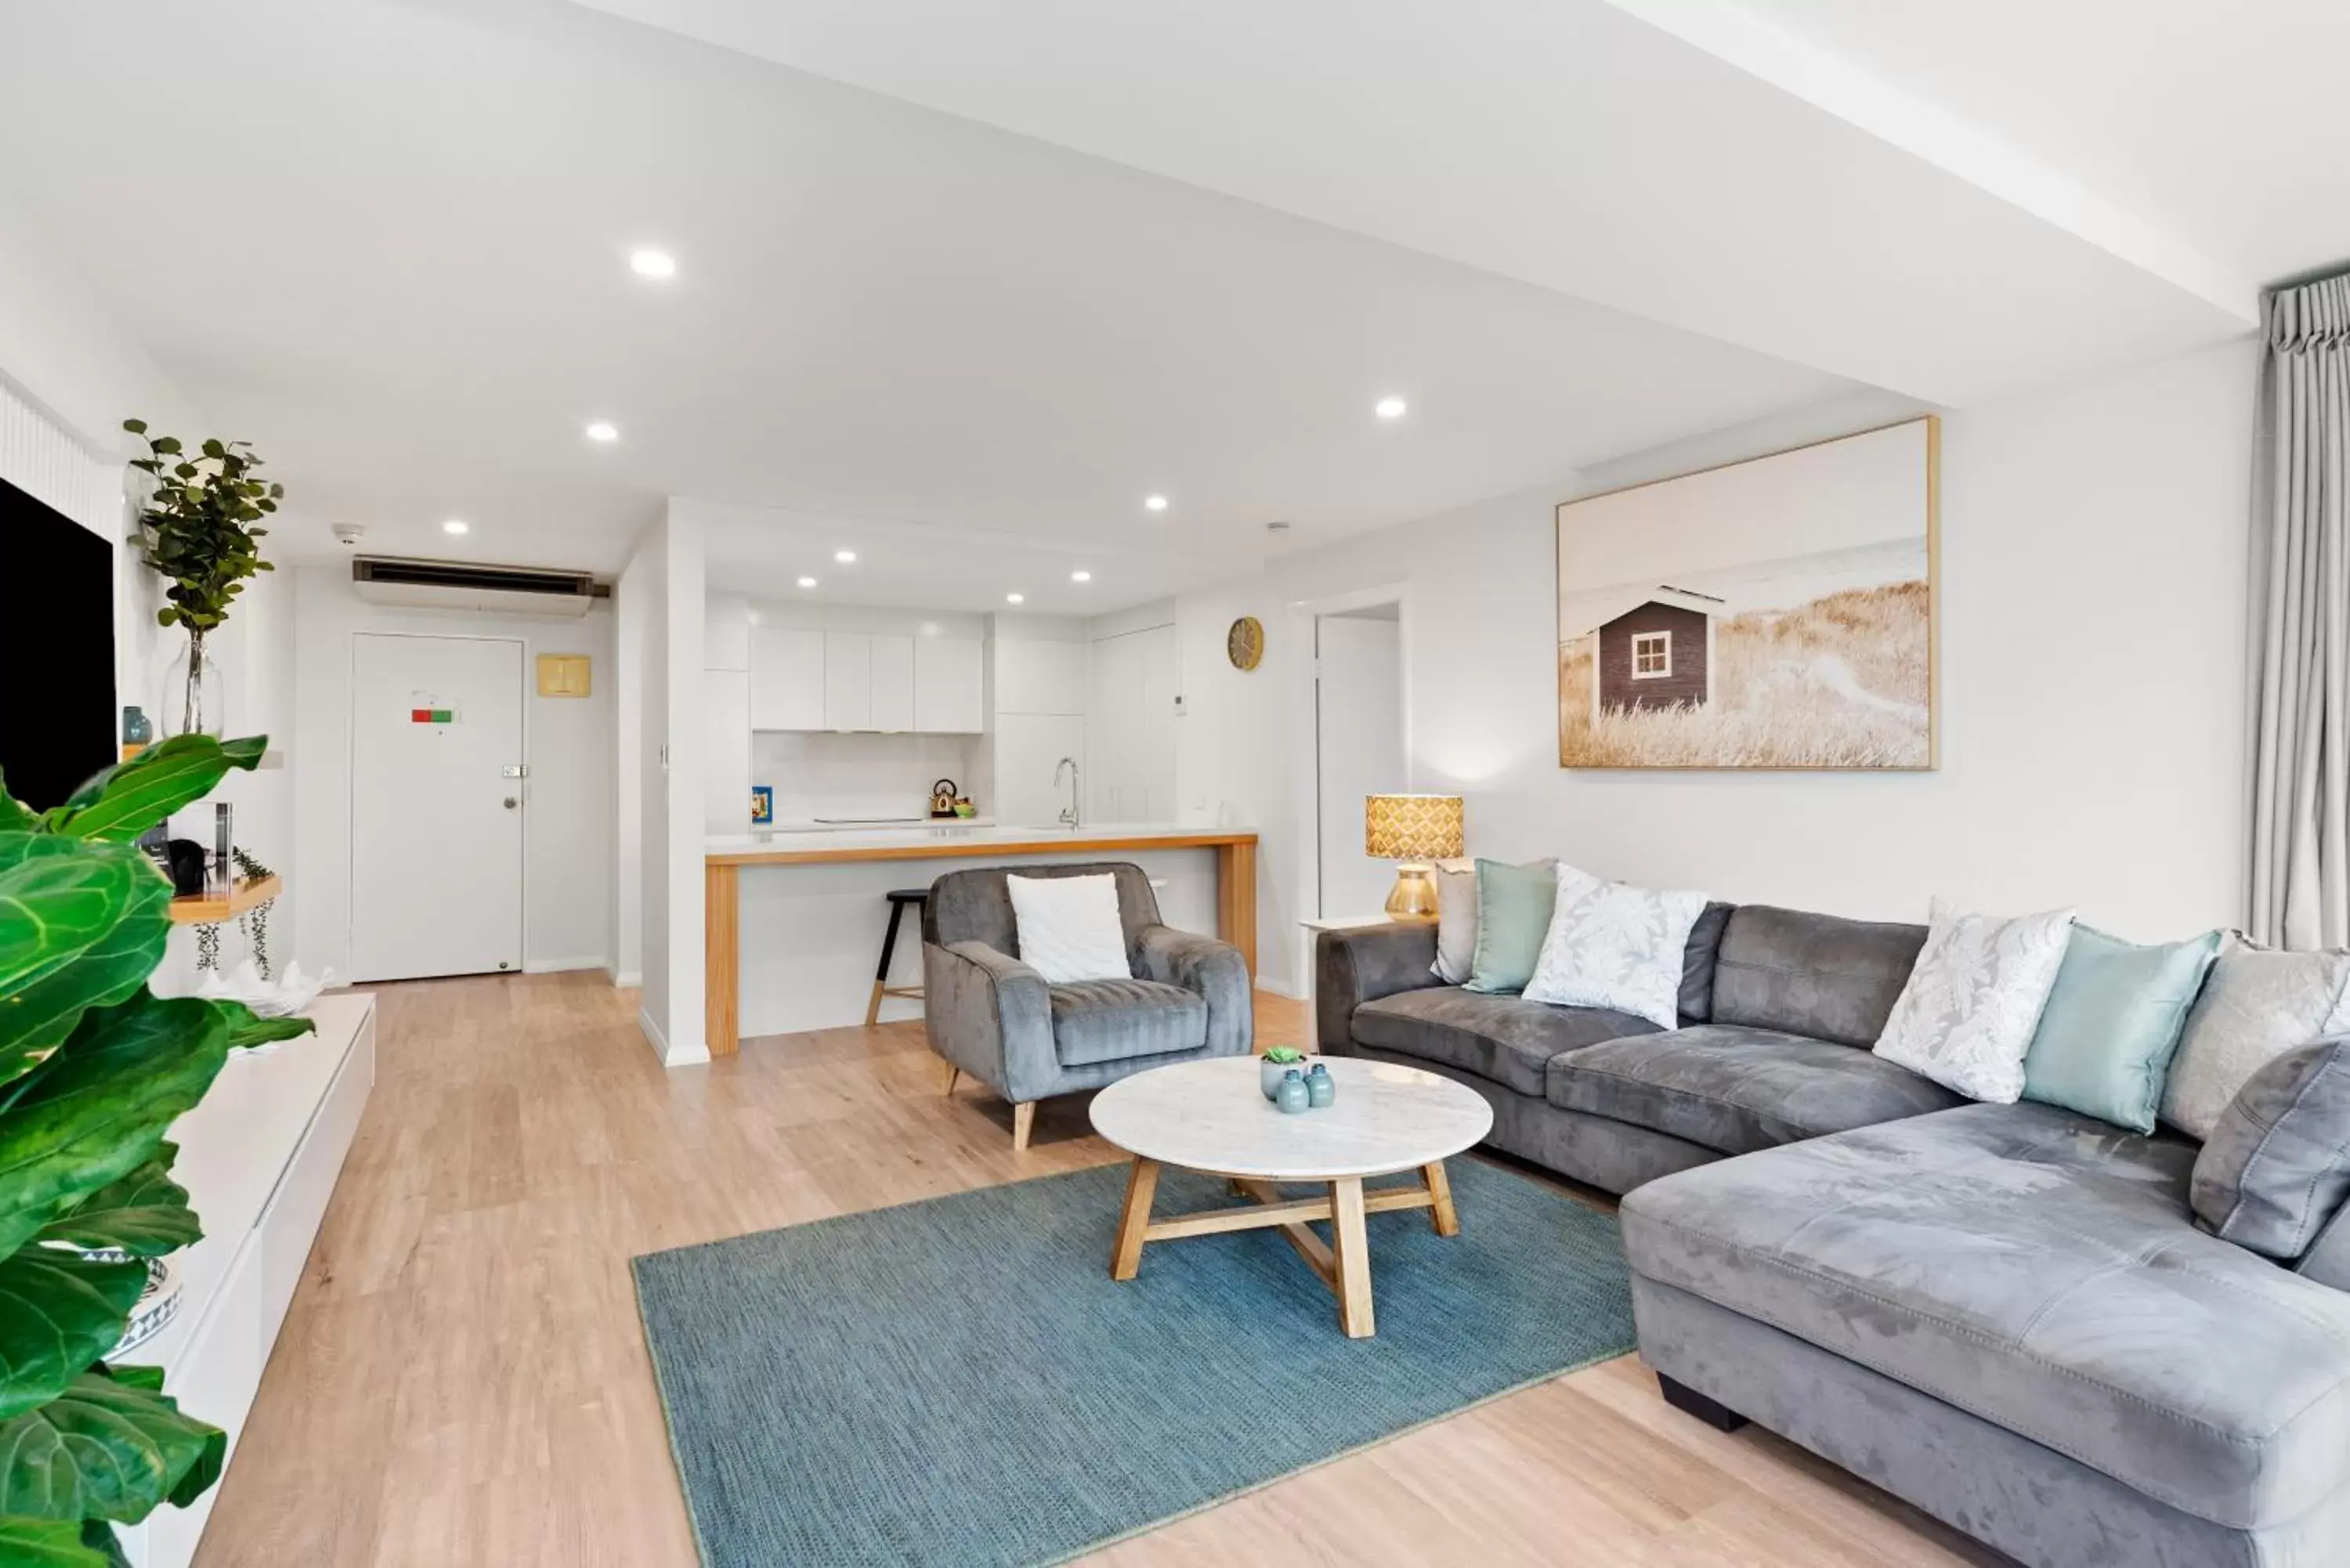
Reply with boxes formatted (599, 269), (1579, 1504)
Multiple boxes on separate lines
(1365, 794), (1463, 922)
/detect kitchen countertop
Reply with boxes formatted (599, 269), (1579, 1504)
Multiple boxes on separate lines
(728, 816), (997, 836)
(705, 821), (1256, 862)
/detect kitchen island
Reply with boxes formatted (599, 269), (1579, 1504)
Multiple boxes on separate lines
(705, 823), (1258, 1053)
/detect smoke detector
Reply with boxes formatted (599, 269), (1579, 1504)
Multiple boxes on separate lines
(332, 522), (367, 549)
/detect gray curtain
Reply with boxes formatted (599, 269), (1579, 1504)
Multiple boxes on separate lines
(2250, 275), (2350, 948)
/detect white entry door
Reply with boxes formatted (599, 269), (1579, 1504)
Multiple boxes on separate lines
(1316, 612), (1405, 916)
(349, 634), (526, 981)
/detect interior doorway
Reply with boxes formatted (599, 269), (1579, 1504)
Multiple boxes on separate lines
(348, 632), (526, 981)
(1314, 605), (1405, 917)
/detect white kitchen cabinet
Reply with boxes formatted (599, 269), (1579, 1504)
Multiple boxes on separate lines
(704, 667), (751, 831)
(822, 631), (873, 730)
(994, 637), (1086, 715)
(1086, 623), (1179, 821)
(913, 637), (983, 732)
(750, 626), (825, 731)
(870, 634), (915, 731)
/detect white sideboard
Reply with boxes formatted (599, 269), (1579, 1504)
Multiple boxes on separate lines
(120, 991), (378, 1568)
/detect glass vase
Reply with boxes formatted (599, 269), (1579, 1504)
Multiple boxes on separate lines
(164, 631), (224, 739)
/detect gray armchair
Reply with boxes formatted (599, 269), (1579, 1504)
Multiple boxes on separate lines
(921, 862), (1253, 1149)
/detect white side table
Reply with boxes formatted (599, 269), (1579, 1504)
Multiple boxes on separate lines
(1299, 915), (1407, 1028)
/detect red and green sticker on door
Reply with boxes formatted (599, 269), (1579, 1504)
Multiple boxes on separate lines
(409, 693), (460, 726)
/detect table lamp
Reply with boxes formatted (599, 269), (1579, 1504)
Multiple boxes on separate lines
(1365, 793), (1464, 922)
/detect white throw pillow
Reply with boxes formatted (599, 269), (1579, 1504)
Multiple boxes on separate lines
(1872, 899), (2076, 1103)
(1431, 857), (1556, 983)
(1006, 873), (1131, 985)
(1522, 873), (1708, 1030)
(2159, 934), (2350, 1140)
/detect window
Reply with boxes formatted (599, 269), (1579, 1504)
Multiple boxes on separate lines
(1631, 630), (1672, 678)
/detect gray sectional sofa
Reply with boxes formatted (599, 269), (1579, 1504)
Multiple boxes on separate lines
(1315, 906), (2350, 1568)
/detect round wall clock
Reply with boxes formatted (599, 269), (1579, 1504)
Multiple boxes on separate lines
(1226, 616), (1265, 671)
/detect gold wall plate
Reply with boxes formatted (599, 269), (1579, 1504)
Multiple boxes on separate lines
(537, 653), (591, 698)
(1226, 616), (1264, 671)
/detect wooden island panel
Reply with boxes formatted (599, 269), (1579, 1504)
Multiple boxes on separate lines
(703, 831), (1259, 1057)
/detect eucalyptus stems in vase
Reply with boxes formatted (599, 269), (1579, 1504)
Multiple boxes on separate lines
(124, 420), (284, 738)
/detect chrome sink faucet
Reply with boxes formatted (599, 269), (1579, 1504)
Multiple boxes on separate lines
(1054, 757), (1080, 827)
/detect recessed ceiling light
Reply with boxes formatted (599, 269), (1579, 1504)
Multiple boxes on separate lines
(442, 518), (468, 536)
(629, 248), (676, 279)
(797, 576), (817, 589)
(1375, 396), (1408, 420)
(1071, 569), (1092, 583)
(833, 549), (857, 564)
(1144, 494), (1169, 513)
(584, 421), (619, 443)
(1006, 592), (1025, 605)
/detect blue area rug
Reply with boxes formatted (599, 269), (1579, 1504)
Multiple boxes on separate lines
(632, 1158), (1633, 1567)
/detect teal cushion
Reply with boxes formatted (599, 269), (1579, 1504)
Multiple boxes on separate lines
(1465, 858), (1557, 995)
(2022, 924), (2222, 1133)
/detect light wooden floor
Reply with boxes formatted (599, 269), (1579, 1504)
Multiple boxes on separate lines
(197, 972), (2000, 1567)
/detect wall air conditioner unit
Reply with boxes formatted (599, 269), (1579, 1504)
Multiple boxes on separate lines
(351, 555), (609, 618)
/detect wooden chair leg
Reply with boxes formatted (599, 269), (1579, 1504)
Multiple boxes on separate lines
(1010, 1101), (1036, 1152)
(938, 1058), (960, 1096)
(866, 896), (909, 1027)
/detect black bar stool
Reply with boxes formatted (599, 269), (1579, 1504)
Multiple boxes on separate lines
(866, 887), (929, 1027)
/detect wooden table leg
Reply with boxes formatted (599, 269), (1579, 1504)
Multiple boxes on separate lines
(704, 862), (739, 1057)
(1110, 1158), (1162, 1281)
(1330, 1176), (1374, 1338)
(1423, 1160), (1460, 1237)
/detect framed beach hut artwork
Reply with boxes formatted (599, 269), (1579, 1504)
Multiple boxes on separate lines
(1556, 416), (1938, 771)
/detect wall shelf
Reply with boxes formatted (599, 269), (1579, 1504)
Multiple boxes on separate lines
(168, 873), (280, 925)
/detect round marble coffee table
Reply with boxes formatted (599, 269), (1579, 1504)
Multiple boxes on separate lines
(1088, 1055), (1494, 1338)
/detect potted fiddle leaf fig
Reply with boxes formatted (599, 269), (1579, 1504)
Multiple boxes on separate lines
(0, 733), (313, 1565)
(123, 420), (284, 738)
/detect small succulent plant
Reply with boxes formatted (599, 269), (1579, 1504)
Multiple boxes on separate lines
(1263, 1046), (1307, 1065)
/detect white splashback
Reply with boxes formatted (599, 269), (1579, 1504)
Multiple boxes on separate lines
(753, 730), (981, 822)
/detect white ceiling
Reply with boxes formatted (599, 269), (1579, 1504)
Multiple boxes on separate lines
(570, 0), (2270, 403)
(0, 1), (2330, 615)
(1726, 0), (2350, 291)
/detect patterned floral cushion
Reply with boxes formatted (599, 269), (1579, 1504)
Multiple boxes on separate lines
(2160, 937), (2350, 1140)
(1522, 873), (1711, 1030)
(1872, 898), (2076, 1103)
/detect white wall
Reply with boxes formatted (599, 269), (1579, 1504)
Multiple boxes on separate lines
(0, 186), (193, 753)
(1170, 575), (1307, 992)
(752, 732), (982, 822)
(615, 547), (645, 986)
(288, 566), (616, 981)
(626, 503), (707, 1065)
(1193, 337), (2258, 960)
(0, 197), (302, 992)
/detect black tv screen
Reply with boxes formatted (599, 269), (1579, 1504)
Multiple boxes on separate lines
(1, 475), (116, 809)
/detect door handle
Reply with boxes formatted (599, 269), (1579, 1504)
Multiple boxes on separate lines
(503, 797), (519, 809)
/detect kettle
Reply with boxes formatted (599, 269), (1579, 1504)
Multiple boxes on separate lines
(929, 778), (960, 819)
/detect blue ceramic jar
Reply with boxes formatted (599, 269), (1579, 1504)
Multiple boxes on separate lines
(1275, 1069), (1311, 1115)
